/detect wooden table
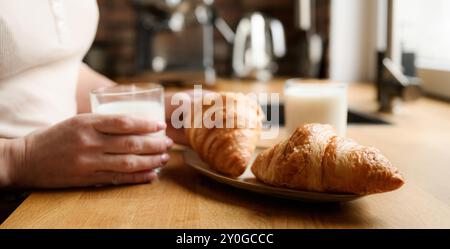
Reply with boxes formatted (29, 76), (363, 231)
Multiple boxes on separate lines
(2, 79), (450, 228)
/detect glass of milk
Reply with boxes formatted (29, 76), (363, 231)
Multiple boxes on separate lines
(90, 83), (166, 172)
(284, 79), (348, 136)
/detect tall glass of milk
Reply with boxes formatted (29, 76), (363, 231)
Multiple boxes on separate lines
(90, 83), (166, 173)
(284, 79), (347, 136)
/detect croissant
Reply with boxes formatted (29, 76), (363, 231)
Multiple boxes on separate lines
(185, 92), (263, 177)
(251, 123), (404, 195)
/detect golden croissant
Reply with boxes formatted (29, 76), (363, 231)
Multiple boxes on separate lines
(185, 92), (263, 177)
(251, 123), (404, 195)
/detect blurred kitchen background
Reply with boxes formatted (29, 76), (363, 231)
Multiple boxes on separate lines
(84, 0), (450, 105)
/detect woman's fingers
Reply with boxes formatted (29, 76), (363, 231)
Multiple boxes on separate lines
(96, 154), (170, 173)
(166, 122), (188, 145)
(94, 170), (158, 186)
(103, 135), (173, 154)
(92, 115), (166, 135)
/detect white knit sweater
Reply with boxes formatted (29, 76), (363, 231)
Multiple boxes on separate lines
(0, 0), (98, 137)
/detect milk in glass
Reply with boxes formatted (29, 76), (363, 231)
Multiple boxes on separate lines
(284, 83), (347, 136)
(94, 100), (166, 137)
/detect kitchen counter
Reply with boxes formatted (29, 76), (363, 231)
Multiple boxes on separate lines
(2, 78), (450, 228)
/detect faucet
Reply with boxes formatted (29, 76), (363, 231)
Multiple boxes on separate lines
(376, 0), (421, 113)
(377, 58), (421, 112)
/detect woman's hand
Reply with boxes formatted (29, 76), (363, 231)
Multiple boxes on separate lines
(3, 114), (173, 188)
(165, 89), (211, 145)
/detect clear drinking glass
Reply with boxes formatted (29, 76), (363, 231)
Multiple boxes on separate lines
(284, 79), (348, 136)
(90, 83), (166, 172)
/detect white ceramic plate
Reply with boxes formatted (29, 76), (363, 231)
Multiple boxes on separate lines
(183, 149), (363, 203)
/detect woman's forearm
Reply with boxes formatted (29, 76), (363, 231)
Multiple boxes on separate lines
(0, 138), (25, 188)
(0, 140), (9, 187)
(76, 63), (116, 113)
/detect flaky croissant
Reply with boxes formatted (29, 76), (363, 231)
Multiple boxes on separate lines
(185, 92), (263, 177)
(251, 124), (404, 195)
